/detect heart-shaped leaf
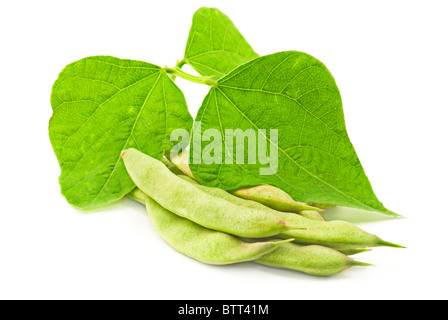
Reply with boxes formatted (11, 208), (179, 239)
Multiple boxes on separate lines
(183, 7), (259, 80)
(190, 51), (396, 216)
(50, 56), (193, 208)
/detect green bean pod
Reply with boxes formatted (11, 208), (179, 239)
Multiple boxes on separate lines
(167, 149), (196, 180)
(130, 189), (370, 275)
(122, 149), (303, 238)
(231, 185), (322, 215)
(255, 242), (372, 276)
(168, 149), (323, 219)
(176, 175), (403, 249)
(277, 216), (404, 249)
(297, 210), (325, 221)
(177, 175), (316, 220)
(127, 188), (147, 204)
(161, 157), (184, 176)
(143, 194), (293, 265)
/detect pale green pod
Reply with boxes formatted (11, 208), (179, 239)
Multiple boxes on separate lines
(168, 149), (323, 218)
(176, 176), (322, 225)
(122, 149), (302, 238)
(177, 175), (200, 185)
(176, 175), (403, 249)
(161, 157), (184, 176)
(255, 242), (372, 276)
(231, 185), (322, 213)
(144, 195), (293, 265)
(298, 210), (325, 221)
(130, 189), (371, 275)
(178, 175), (316, 222)
(177, 175), (306, 218)
(166, 149), (196, 180)
(277, 216), (404, 249)
(128, 188), (147, 205)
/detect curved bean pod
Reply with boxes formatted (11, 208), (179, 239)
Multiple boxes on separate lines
(176, 175), (403, 249)
(161, 157), (184, 176)
(277, 216), (404, 249)
(168, 149), (323, 219)
(166, 149), (196, 180)
(295, 210), (325, 221)
(231, 185), (322, 214)
(122, 149), (303, 238)
(144, 195), (293, 265)
(130, 189), (370, 275)
(127, 188), (147, 204)
(255, 242), (372, 276)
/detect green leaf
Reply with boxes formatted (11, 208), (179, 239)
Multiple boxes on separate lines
(190, 51), (397, 216)
(183, 7), (259, 80)
(49, 56), (193, 208)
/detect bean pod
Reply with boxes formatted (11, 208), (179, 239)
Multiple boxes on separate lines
(143, 192), (293, 265)
(168, 149), (324, 220)
(122, 149), (304, 238)
(176, 175), (403, 249)
(256, 242), (372, 276)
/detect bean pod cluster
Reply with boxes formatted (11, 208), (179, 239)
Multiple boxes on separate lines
(122, 148), (403, 277)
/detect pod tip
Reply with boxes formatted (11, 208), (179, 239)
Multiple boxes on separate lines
(351, 260), (375, 267)
(379, 240), (406, 249)
(339, 248), (372, 256)
(354, 248), (372, 254)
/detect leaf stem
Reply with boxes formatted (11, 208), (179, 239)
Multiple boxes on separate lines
(176, 59), (187, 69)
(164, 67), (216, 86)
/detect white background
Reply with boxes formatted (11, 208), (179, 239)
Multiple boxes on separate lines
(1, 0), (447, 300)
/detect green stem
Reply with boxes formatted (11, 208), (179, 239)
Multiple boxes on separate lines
(164, 67), (216, 86)
(176, 59), (187, 69)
